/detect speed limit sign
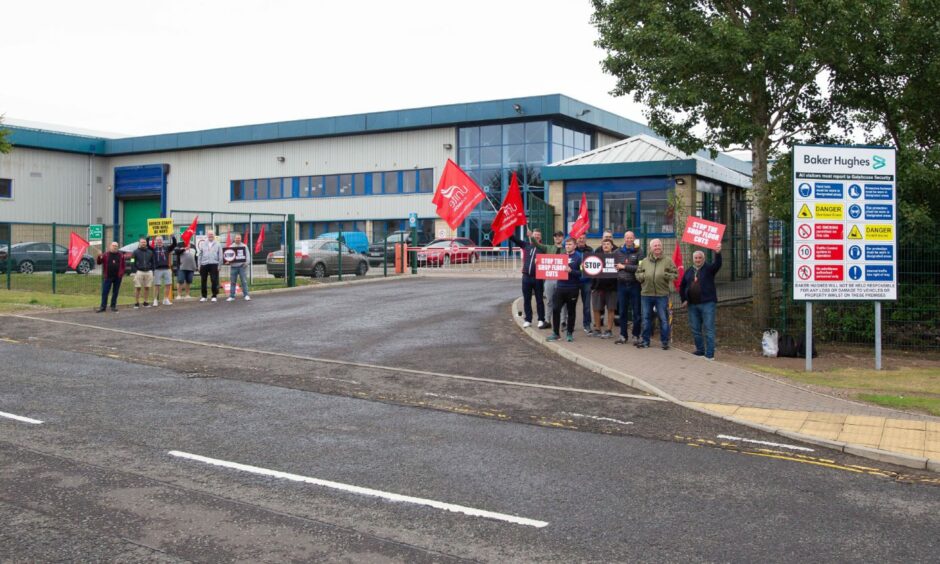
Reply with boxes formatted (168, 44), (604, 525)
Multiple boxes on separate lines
(797, 244), (812, 260)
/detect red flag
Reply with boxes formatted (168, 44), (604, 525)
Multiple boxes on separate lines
(672, 241), (685, 291)
(490, 172), (527, 246)
(67, 232), (90, 270)
(254, 225), (266, 254)
(432, 159), (486, 229)
(225, 232), (232, 247)
(569, 193), (590, 239)
(181, 215), (199, 248)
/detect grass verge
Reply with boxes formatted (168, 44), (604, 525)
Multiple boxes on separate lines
(856, 394), (940, 417)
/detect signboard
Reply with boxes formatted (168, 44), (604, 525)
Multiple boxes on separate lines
(147, 218), (174, 237)
(680, 216), (725, 250)
(408, 213), (418, 228)
(581, 252), (618, 278)
(88, 224), (103, 245)
(792, 145), (897, 301)
(535, 254), (569, 280)
(223, 246), (248, 265)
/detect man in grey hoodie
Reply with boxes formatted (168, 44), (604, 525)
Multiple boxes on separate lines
(198, 230), (223, 302)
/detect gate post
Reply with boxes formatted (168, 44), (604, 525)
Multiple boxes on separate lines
(286, 214), (296, 287)
(52, 223), (57, 294)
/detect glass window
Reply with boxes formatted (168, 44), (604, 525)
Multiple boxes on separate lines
(565, 192), (600, 234)
(311, 176), (323, 197)
(0, 178), (10, 198)
(459, 127), (479, 148)
(383, 171), (398, 193)
(231, 180), (243, 201)
(244, 179), (256, 200)
(525, 144), (546, 165)
(257, 178), (270, 199)
(639, 190), (675, 233)
(402, 170), (417, 193)
(353, 173), (366, 195)
(370, 172), (382, 195)
(339, 174), (352, 196)
(564, 146), (576, 160)
(459, 147), (480, 168)
(418, 169), (433, 193)
(605, 192), (637, 234)
(299, 176), (311, 197)
(270, 178), (283, 199)
(503, 144), (525, 165)
(551, 143), (565, 163)
(525, 121), (547, 143)
(564, 128), (574, 147)
(324, 175), (338, 197)
(480, 125), (500, 146)
(551, 124), (564, 145)
(503, 123), (525, 145)
(32, 243), (52, 252)
(481, 146), (501, 167)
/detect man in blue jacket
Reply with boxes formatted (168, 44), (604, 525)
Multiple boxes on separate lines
(509, 228), (549, 329)
(547, 238), (583, 343)
(613, 231), (643, 345)
(679, 244), (722, 360)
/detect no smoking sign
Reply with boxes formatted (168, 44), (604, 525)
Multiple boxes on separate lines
(797, 224), (812, 240)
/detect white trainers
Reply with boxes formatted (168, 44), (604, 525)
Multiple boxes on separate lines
(199, 297), (207, 302)
(152, 299), (159, 307)
(523, 321), (531, 328)
(211, 297), (217, 303)
(244, 296), (251, 301)
(226, 297), (235, 302)
(163, 299), (172, 306)
(537, 320), (548, 329)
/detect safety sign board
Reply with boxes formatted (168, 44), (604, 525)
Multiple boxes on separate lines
(792, 145), (896, 301)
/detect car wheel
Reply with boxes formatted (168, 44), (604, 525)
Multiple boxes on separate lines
(443, 254), (451, 266)
(76, 258), (92, 274)
(18, 260), (34, 274)
(312, 262), (327, 279)
(273, 273), (284, 279)
(355, 261), (368, 276)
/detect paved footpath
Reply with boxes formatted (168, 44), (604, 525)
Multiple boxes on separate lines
(513, 299), (940, 472)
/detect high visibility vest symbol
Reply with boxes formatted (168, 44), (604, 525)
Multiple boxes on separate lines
(848, 225), (863, 239)
(798, 203), (813, 219)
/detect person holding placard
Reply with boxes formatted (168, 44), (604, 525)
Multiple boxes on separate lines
(546, 238), (583, 343)
(680, 244), (722, 360)
(226, 234), (251, 301)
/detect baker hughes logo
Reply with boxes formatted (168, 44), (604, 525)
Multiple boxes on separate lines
(803, 153), (888, 170)
(872, 155), (886, 170)
(440, 184), (470, 209)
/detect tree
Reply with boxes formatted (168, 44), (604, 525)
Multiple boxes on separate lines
(0, 115), (11, 154)
(591, 1), (848, 327)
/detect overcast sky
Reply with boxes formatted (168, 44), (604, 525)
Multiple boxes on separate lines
(2, 0), (654, 138)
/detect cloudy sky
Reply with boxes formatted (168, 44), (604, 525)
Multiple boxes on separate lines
(2, 0), (652, 137)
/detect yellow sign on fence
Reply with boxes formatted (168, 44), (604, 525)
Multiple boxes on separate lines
(147, 218), (174, 236)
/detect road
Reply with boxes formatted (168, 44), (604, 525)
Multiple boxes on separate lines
(2, 277), (939, 562)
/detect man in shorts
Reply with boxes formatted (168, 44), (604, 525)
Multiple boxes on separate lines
(131, 238), (155, 309)
(150, 235), (177, 306)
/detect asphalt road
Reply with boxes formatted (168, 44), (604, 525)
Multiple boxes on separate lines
(2, 277), (940, 562)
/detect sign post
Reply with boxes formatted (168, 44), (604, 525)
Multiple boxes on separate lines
(88, 223), (103, 246)
(792, 145), (897, 370)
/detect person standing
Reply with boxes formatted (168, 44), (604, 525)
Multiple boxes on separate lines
(199, 230), (223, 302)
(575, 235), (594, 334)
(226, 234), (252, 301)
(614, 231), (643, 345)
(131, 238), (155, 310)
(175, 243), (197, 299)
(96, 241), (125, 312)
(149, 235), (177, 306)
(547, 238), (583, 343)
(543, 230), (565, 331)
(680, 244), (723, 360)
(589, 238), (618, 338)
(509, 227), (548, 329)
(635, 238), (678, 350)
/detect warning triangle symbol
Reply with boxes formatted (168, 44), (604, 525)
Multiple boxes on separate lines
(798, 203), (813, 219)
(848, 225), (863, 239)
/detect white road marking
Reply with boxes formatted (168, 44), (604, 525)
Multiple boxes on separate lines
(15, 315), (662, 401)
(0, 410), (43, 425)
(717, 434), (815, 452)
(168, 450), (549, 528)
(564, 413), (634, 426)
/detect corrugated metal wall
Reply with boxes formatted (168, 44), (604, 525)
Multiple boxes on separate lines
(0, 147), (110, 224)
(106, 127), (456, 222)
(595, 131), (623, 149)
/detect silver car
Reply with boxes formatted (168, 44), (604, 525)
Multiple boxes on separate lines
(265, 239), (369, 279)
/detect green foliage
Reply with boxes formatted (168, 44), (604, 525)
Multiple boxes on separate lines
(0, 115), (11, 154)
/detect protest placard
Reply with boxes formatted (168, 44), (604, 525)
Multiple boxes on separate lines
(535, 254), (569, 280)
(681, 216), (725, 250)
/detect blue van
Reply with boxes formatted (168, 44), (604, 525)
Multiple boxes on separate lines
(319, 231), (370, 254)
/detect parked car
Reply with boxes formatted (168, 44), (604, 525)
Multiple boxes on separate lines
(266, 239), (369, 279)
(0, 242), (94, 274)
(366, 230), (433, 265)
(319, 231), (370, 254)
(416, 238), (480, 267)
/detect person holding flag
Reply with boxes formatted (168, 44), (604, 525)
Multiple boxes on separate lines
(569, 193), (593, 333)
(635, 238), (679, 350)
(495, 172), (546, 330)
(174, 242), (197, 299)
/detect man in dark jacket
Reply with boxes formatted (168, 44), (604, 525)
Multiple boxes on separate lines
(509, 228), (549, 329)
(148, 235), (177, 306)
(131, 238), (155, 309)
(547, 238), (583, 343)
(543, 230), (565, 330)
(680, 244), (723, 360)
(613, 231), (643, 345)
(575, 235), (594, 333)
(96, 241), (125, 312)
